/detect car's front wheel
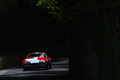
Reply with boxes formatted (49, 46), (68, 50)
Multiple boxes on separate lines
(48, 60), (52, 69)
(45, 63), (49, 70)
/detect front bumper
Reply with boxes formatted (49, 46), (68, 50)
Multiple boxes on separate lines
(23, 63), (47, 68)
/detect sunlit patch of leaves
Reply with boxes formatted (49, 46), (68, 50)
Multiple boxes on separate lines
(36, 0), (60, 14)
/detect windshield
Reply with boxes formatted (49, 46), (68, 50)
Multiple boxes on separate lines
(27, 53), (44, 58)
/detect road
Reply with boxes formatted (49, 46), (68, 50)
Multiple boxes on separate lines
(0, 58), (69, 80)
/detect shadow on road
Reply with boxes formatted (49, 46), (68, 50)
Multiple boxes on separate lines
(0, 75), (70, 80)
(0, 58), (69, 80)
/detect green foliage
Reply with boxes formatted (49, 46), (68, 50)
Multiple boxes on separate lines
(36, 0), (60, 14)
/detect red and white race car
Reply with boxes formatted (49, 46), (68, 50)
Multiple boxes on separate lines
(22, 52), (52, 71)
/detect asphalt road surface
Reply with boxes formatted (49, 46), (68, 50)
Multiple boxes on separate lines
(0, 58), (69, 80)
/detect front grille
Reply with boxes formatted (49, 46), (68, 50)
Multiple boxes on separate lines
(25, 63), (46, 65)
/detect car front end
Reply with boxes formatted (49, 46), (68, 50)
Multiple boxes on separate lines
(23, 59), (47, 68)
(22, 57), (48, 70)
(22, 52), (51, 71)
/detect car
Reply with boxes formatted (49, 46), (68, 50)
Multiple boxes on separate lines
(22, 52), (52, 71)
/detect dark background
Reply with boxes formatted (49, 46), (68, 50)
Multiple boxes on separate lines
(0, 0), (120, 80)
(0, 1), (68, 53)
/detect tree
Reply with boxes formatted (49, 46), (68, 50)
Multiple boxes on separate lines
(36, 0), (120, 80)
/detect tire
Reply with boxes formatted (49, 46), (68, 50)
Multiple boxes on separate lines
(49, 63), (52, 69)
(49, 61), (52, 69)
(45, 63), (49, 70)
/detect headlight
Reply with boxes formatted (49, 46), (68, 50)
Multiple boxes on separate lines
(25, 61), (30, 64)
(26, 61), (30, 62)
(39, 60), (46, 63)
